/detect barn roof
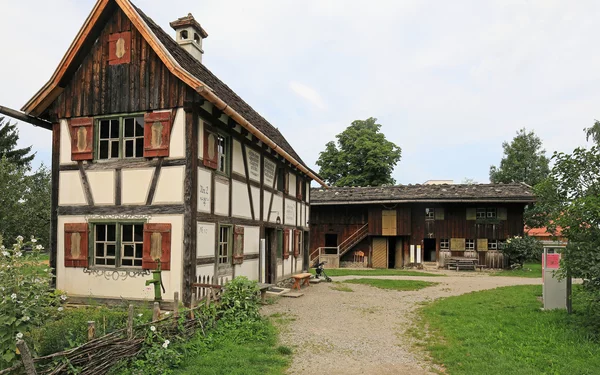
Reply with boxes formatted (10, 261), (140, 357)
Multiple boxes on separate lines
(20, 0), (324, 186)
(310, 183), (535, 205)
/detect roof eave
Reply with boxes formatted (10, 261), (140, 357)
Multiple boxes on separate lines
(310, 198), (536, 205)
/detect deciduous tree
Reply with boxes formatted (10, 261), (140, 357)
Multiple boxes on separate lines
(489, 128), (549, 186)
(316, 117), (402, 187)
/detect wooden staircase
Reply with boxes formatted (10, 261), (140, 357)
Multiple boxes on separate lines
(310, 223), (369, 263)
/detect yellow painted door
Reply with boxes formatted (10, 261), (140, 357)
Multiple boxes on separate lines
(382, 210), (397, 236)
(372, 237), (388, 268)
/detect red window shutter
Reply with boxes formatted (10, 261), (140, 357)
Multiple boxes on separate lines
(203, 128), (219, 169)
(283, 230), (290, 259)
(293, 230), (301, 257)
(233, 225), (245, 265)
(142, 223), (172, 270)
(296, 178), (303, 200)
(284, 172), (290, 195)
(108, 31), (132, 65)
(143, 112), (172, 158)
(69, 118), (94, 161)
(64, 223), (89, 268)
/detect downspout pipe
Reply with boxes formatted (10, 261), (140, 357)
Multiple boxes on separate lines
(0, 105), (52, 130)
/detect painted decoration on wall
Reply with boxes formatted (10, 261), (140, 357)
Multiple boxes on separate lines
(246, 147), (261, 181)
(142, 223), (172, 270)
(143, 111), (171, 157)
(69, 117), (94, 161)
(203, 129), (218, 169)
(264, 158), (276, 187)
(285, 200), (296, 225)
(64, 223), (89, 268)
(477, 238), (489, 252)
(233, 226), (245, 265)
(196, 222), (215, 257)
(451, 238), (466, 251)
(108, 31), (132, 65)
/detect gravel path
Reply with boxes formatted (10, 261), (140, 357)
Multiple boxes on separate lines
(261, 272), (541, 375)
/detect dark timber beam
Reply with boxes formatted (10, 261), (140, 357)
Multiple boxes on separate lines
(0, 105), (53, 130)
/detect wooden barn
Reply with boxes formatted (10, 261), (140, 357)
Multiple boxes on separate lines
(309, 183), (534, 269)
(4, 0), (326, 306)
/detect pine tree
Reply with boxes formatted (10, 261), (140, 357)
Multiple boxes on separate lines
(0, 117), (35, 169)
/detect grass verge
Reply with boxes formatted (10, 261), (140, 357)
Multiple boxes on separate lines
(419, 285), (600, 375)
(173, 319), (290, 375)
(344, 278), (439, 291)
(310, 268), (441, 277)
(329, 282), (354, 292)
(490, 262), (542, 278)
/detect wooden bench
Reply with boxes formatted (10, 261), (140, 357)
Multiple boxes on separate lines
(292, 273), (312, 291)
(446, 259), (477, 271)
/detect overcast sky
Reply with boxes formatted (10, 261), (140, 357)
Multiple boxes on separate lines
(0, 0), (597, 184)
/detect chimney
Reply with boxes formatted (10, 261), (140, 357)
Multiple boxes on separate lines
(170, 13), (208, 63)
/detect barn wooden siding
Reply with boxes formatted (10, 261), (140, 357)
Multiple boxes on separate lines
(309, 205), (368, 251)
(50, 6), (189, 119)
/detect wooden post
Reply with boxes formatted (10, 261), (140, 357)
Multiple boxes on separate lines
(205, 288), (212, 308)
(87, 321), (95, 341)
(189, 293), (195, 320)
(16, 340), (37, 375)
(152, 302), (160, 322)
(173, 292), (179, 318)
(127, 304), (134, 339)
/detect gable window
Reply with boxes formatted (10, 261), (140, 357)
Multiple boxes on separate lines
(94, 222), (144, 267)
(97, 116), (144, 160)
(425, 208), (435, 220)
(218, 225), (232, 265)
(440, 239), (449, 250)
(466, 239), (475, 250)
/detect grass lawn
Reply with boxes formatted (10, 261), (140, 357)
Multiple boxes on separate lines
(329, 282), (354, 292)
(173, 319), (290, 375)
(344, 278), (439, 291)
(419, 285), (600, 375)
(490, 262), (542, 278)
(310, 268), (441, 277)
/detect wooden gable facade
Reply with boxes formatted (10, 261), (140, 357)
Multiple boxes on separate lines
(16, 0), (325, 306)
(309, 184), (534, 269)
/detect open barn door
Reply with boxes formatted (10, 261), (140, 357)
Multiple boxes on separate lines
(372, 237), (388, 268)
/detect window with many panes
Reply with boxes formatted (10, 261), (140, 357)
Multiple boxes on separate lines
(486, 208), (497, 218)
(440, 239), (449, 250)
(476, 207), (497, 219)
(488, 240), (498, 250)
(466, 239), (475, 250)
(425, 208), (435, 220)
(97, 116), (144, 160)
(218, 225), (232, 264)
(476, 208), (487, 219)
(94, 222), (144, 267)
(217, 135), (228, 174)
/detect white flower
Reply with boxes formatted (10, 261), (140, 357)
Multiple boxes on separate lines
(57, 307), (64, 312)
(36, 245), (43, 250)
(150, 326), (156, 332)
(0, 245), (4, 250)
(1, 251), (8, 257)
(31, 237), (37, 243)
(162, 340), (170, 348)
(165, 311), (170, 315)
(137, 313), (143, 317)
(34, 295), (39, 300)
(16, 236), (23, 242)
(15, 252), (22, 258)
(60, 295), (68, 301)
(15, 332), (23, 340)
(22, 316), (30, 322)
(43, 269), (48, 272)
(10, 293), (17, 300)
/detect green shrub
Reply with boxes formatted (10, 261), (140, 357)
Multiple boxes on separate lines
(218, 277), (260, 323)
(500, 235), (543, 267)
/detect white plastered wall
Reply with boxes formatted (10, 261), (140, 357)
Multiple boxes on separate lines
(231, 180), (251, 219)
(197, 167), (212, 213)
(197, 222), (216, 258)
(122, 168), (154, 205)
(197, 119), (205, 161)
(168, 108), (185, 159)
(56, 214), (184, 302)
(59, 120), (75, 165)
(235, 226), (260, 280)
(196, 265), (214, 280)
(284, 199), (296, 226)
(232, 140), (244, 176)
(87, 170), (115, 205)
(251, 187), (260, 220)
(214, 179), (229, 216)
(289, 173), (296, 197)
(271, 194), (282, 223)
(153, 166), (184, 204)
(58, 171), (87, 205)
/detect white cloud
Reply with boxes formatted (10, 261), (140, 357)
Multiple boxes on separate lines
(288, 81), (325, 110)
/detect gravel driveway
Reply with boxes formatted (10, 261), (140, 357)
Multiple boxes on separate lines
(261, 272), (541, 375)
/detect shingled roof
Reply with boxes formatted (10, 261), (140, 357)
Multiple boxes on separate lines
(311, 183), (535, 204)
(134, 6), (307, 168)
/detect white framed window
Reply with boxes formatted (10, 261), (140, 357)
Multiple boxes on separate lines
(476, 208), (487, 219)
(425, 208), (435, 220)
(218, 225), (232, 264)
(488, 240), (498, 250)
(466, 239), (475, 250)
(440, 239), (449, 250)
(487, 208), (497, 219)
(94, 222), (144, 268)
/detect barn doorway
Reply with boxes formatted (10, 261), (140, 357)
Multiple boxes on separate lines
(325, 233), (338, 248)
(388, 239), (396, 268)
(423, 238), (436, 262)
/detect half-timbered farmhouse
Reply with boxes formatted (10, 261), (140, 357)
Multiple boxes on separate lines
(14, 0), (325, 306)
(309, 184), (534, 269)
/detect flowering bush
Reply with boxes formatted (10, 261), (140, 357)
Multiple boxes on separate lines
(500, 235), (543, 267)
(118, 325), (182, 375)
(0, 235), (63, 369)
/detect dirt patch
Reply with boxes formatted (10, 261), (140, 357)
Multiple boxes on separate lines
(262, 274), (541, 375)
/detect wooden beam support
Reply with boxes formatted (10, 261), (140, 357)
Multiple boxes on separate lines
(0, 105), (53, 130)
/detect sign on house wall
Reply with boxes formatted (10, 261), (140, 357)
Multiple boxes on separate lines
(247, 148), (260, 182)
(264, 158), (276, 187)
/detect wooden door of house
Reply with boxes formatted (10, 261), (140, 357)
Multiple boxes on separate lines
(382, 210), (397, 236)
(372, 237), (388, 268)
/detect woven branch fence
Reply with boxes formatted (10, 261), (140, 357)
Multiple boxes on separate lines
(3, 286), (222, 375)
